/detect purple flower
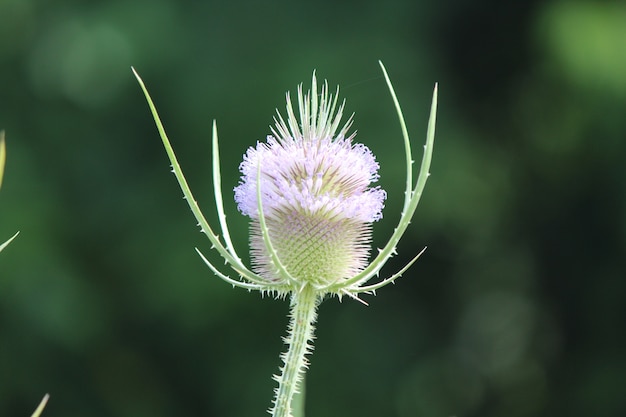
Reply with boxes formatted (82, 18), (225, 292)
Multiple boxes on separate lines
(234, 75), (386, 287)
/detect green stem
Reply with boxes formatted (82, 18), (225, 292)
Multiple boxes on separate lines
(291, 374), (306, 417)
(272, 285), (319, 417)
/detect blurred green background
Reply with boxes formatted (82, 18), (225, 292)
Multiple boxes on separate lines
(1, 0), (625, 416)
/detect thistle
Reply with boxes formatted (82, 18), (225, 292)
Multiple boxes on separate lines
(0, 130), (19, 253)
(133, 62), (437, 417)
(233, 75), (387, 294)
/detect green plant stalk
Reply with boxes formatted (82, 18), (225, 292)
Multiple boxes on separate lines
(271, 285), (319, 417)
(132, 64), (438, 417)
(291, 375), (306, 417)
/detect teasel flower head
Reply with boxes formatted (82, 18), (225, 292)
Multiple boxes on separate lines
(233, 75), (386, 291)
(132, 61), (437, 302)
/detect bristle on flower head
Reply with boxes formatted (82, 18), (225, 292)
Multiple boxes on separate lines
(234, 73), (386, 286)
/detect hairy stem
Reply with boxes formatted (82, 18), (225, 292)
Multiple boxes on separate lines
(271, 285), (319, 417)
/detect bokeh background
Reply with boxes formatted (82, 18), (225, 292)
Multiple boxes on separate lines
(1, 0), (625, 416)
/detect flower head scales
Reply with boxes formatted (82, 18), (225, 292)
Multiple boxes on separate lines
(234, 75), (387, 288)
